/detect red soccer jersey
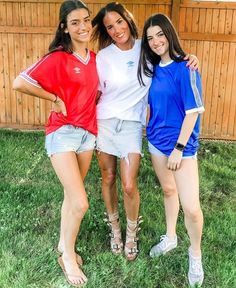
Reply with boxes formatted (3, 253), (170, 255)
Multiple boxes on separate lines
(20, 50), (98, 135)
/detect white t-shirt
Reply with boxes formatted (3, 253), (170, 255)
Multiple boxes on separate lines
(96, 39), (152, 125)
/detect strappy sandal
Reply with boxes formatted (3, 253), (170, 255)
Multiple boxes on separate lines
(104, 212), (123, 255)
(125, 216), (143, 261)
(58, 256), (87, 287)
(56, 248), (83, 267)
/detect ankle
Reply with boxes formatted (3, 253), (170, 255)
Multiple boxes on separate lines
(104, 212), (123, 255)
(127, 218), (138, 231)
(166, 233), (177, 240)
(108, 211), (119, 222)
(189, 247), (202, 258)
(107, 212), (120, 230)
(62, 251), (77, 263)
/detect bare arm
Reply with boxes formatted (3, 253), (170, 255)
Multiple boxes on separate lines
(13, 76), (67, 116)
(167, 112), (199, 171)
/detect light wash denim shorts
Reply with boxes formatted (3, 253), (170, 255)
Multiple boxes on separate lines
(148, 142), (197, 159)
(45, 125), (96, 157)
(96, 118), (143, 159)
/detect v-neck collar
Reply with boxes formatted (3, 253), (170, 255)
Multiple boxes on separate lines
(73, 50), (90, 65)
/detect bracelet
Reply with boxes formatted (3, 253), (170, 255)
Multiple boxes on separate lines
(174, 142), (185, 152)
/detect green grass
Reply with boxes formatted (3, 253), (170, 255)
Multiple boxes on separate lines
(0, 129), (235, 288)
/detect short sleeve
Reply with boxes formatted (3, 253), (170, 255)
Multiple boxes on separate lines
(19, 53), (59, 93)
(180, 65), (205, 114)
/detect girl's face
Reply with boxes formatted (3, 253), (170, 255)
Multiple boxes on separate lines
(147, 25), (171, 63)
(103, 11), (133, 50)
(65, 8), (92, 46)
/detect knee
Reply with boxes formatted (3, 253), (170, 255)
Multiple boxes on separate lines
(184, 207), (203, 223)
(122, 182), (137, 198)
(103, 170), (116, 187)
(162, 184), (177, 198)
(71, 200), (89, 219)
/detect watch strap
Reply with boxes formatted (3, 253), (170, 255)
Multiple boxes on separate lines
(174, 142), (185, 152)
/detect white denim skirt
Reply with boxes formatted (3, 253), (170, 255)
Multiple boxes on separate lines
(96, 118), (143, 159)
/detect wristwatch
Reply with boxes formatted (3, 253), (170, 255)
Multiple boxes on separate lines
(174, 142), (185, 152)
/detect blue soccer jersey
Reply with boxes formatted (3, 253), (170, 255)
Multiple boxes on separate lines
(146, 60), (204, 157)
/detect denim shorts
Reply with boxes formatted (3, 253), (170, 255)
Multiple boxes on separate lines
(45, 125), (96, 157)
(96, 118), (143, 159)
(148, 142), (197, 159)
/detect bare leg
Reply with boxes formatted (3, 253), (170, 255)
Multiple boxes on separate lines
(151, 154), (179, 237)
(173, 159), (204, 286)
(173, 159), (203, 257)
(120, 153), (141, 261)
(58, 151), (94, 254)
(96, 151), (118, 214)
(96, 152), (123, 253)
(120, 153), (140, 221)
(51, 151), (92, 285)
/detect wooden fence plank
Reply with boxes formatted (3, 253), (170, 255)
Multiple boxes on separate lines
(13, 33), (23, 124)
(185, 7), (193, 33)
(205, 41), (216, 135)
(171, 0), (180, 30)
(178, 7), (186, 33)
(212, 9), (219, 33)
(208, 42), (223, 137)
(205, 8), (213, 33)
(195, 40), (205, 132)
(2, 33), (11, 123)
(200, 41), (210, 134)
(0, 3), (6, 25)
(225, 9), (233, 35)
(222, 43), (235, 137)
(0, 33), (6, 123)
(233, 10), (236, 34)
(215, 42), (229, 136)
(8, 33), (16, 123)
(198, 8), (206, 33)
(218, 9), (226, 34)
(19, 33), (28, 124)
(227, 43), (236, 137)
(6, 2), (13, 25)
(192, 8), (199, 33)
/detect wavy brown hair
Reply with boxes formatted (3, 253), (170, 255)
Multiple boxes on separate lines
(138, 13), (186, 85)
(48, 0), (90, 54)
(91, 2), (138, 51)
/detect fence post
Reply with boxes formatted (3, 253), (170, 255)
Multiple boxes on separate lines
(171, 0), (181, 32)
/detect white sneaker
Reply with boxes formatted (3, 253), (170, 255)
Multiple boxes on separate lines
(149, 235), (177, 257)
(188, 249), (204, 287)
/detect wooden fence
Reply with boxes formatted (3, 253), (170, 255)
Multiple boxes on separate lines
(174, 0), (236, 140)
(0, 0), (235, 141)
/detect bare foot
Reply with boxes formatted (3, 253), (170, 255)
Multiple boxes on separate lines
(58, 256), (87, 287)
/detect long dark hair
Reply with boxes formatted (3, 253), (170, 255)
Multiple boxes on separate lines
(48, 0), (90, 53)
(91, 2), (138, 51)
(138, 13), (186, 85)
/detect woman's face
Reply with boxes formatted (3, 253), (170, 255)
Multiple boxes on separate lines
(103, 11), (132, 50)
(65, 8), (92, 45)
(147, 25), (170, 63)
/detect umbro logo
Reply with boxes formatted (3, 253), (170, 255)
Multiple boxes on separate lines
(127, 61), (134, 67)
(73, 67), (81, 74)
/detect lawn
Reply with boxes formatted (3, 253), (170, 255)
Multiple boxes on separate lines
(0, 129), (235, 288)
